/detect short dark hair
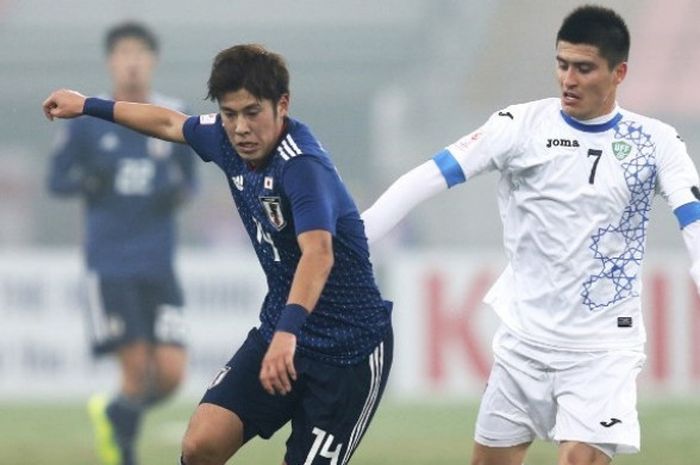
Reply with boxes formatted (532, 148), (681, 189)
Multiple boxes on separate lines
(556, 5), (630, 68)
(206, 44), (290, 103)
(104, 21), (159, 55)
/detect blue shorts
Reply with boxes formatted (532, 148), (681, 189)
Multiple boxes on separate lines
(83, 271), (186, 355)
(202, 327), (393, 465)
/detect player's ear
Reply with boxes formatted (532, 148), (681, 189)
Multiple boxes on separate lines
(277, 94), (290, 117)
(613, 61), (627, 86)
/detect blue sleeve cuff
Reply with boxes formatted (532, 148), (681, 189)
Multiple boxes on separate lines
(182, 115), (214, 162)
(674, 202), (700, 229)
(432, 149), (466, 188)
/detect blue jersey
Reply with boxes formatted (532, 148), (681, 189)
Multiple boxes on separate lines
(48, 93), (197, 277)
(183, 114), (391, 365)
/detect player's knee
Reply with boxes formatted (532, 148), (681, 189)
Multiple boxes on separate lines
(558, 441), (608, 465)
(154, 369), (184, 398)
(181, 434), (226, 465)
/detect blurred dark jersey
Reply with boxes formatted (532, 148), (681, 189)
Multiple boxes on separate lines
(48, 94), (197, 277)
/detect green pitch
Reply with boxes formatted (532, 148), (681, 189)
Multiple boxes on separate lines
(1, 398), (698, 464)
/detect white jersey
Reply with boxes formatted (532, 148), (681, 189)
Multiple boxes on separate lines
(438, 98), (698, 350)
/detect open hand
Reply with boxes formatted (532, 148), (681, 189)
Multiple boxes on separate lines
(260, 331), (298, 395)
(42, 89), (86, 121)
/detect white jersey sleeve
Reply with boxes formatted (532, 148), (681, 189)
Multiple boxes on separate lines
(436, 104), (526, 182)
(361, 160), (447, 244)
(362, 104), (527, 244)
(655, 126), (699, 210)
(654, 126), (700, 293)
(683, 221), (700, 293)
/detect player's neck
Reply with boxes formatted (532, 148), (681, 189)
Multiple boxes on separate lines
(571, 104), (620, 124)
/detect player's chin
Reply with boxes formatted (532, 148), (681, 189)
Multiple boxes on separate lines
(561, 102), (584, 119)
(237, 149), (261, 161)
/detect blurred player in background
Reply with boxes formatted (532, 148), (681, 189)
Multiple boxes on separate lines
(46, 22), (197, 465)
(362, 5), (700, 465)
(43, 43), (393, 465)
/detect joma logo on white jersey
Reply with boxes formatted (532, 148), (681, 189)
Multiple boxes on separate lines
(546, 138), (580, 148)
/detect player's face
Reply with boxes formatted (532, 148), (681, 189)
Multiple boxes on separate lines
(218, 89), (289, 166)
(556, 41), (627, 120)
(108, 37), (157, 94)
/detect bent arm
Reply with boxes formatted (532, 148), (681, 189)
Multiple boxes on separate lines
(287, 229), (335, 311)
(259, 229), (334, 396)
(361, 159), (449, 244)
(682, 220), (700, 292)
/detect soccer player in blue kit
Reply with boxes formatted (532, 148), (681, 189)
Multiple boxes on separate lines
(43, 43), (393, 465)
(46, 22), (196, 465)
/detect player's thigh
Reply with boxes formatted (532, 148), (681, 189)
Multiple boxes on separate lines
(152, 343), (187, 391)
(142, 272), (187, 347)
(201, 328), (297, 443)
(287, 329), (393, 465)
(83, 273), (147, 354)
(181, 403), (245, 465)
(470, 441), (531, 465)
(553, 349), (645, 456)
(474, 355), (552, 448)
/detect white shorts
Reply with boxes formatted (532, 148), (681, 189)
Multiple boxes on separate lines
(474, 326), (646, 457)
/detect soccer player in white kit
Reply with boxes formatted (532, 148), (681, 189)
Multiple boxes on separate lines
(362, 5), (700, 465)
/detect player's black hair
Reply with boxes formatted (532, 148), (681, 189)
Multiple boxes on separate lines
(557, 5), (630, 69)
(207, 44), (290, 103)
(104, 21), (159, 55)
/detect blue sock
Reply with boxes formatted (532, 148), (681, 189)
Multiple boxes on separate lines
(107, 394), (144, 465)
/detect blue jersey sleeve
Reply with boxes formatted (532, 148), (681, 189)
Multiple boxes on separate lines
(47, 120), (88, 196)
(282, 156), (340, 235)
(182, 114), (221, 163)
(174, 141), (198, 193)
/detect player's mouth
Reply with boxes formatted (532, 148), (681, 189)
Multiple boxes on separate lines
(236, 142), (258, 154)
(562, 91), (581, 105)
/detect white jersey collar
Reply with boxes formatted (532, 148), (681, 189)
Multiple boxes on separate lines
(560, 104), (623, 133)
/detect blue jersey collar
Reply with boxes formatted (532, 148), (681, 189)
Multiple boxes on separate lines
(560, 110), (623, 133)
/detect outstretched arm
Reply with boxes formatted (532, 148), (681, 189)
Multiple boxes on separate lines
(361, 159), (451, 244)
(42, 89), (188, 143)
(682, 220), (700, 291)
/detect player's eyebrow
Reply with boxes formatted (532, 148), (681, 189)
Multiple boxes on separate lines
(556, 55), (596, 67)
(219, 102), (262, 113)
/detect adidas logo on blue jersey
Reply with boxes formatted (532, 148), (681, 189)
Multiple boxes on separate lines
(232, 175), (244, 191)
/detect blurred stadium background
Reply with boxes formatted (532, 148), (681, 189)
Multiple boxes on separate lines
(1, 0), (699, 464)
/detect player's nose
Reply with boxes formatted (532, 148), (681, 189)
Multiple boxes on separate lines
(234, 117), (250, 134)
(562, 68), (578, 88)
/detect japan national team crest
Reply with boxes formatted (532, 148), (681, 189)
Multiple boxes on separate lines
(612, 141), (632, 160)
(259, 196), (287, 230)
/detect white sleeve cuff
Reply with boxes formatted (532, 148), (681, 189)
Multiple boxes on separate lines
(682, 221), (700, 292)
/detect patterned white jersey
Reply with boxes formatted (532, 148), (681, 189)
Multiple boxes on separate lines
(435, 98), (699, 350)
